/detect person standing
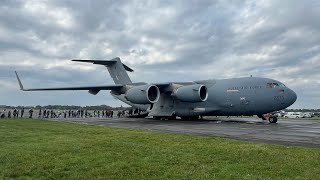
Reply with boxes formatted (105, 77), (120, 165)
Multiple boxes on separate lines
(81, 109), (84, 118)
(13, 108), (17, 118)
(38, 109), (42, 118)
(20, 108), (24, 118)
(43, 109), (47, 118)
(0, 109), (5, 118)
(29, 109), (33, 118)
(8, 110), (11, 118)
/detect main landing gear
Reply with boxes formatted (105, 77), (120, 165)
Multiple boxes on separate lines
(153, 114), (177, 120)
(258, 114), (278, 123)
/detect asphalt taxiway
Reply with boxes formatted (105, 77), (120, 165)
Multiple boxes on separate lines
(51, 117), (320, 147)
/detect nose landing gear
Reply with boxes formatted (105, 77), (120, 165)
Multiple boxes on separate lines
(268, 116), (278, 123)
(258, 114), (278, 123)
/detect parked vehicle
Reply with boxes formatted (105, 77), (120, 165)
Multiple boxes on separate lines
(303, 113), (312, 118)
(284, 112), (304, 118)
(313, 112), (320, 117)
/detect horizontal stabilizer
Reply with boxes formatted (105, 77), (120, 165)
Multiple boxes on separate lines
(72, 57), (133, 72)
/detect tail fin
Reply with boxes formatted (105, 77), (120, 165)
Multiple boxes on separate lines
(73, 57), (132, 84)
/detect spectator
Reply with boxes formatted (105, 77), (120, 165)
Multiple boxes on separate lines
(29, 109), (33, 118)
(8, 110), (11, 118)
(20, 108), (24, 118)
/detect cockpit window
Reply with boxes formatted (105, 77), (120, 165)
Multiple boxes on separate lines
(279, 83), (286, 87)
(267, 82), (282, 88)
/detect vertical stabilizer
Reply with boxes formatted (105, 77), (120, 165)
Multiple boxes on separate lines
(72, 57), (133, 85)
(106, 57), (132, 84)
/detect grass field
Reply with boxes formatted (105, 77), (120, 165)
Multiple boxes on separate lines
(1, 119), (319, 179)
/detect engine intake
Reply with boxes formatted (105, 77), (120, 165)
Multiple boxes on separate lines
(125, 85), (160, 104)
(173, 84), (208, 102)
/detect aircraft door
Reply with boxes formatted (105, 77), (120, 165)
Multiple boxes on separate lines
(226, 90), (239, 115)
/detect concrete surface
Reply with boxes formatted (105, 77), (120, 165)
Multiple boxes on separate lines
(48, 117), (320, 147)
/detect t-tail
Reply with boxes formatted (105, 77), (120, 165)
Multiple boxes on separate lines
(73, 57), (133, 85)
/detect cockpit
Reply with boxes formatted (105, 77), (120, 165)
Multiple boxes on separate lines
(266, 82), (286, 88)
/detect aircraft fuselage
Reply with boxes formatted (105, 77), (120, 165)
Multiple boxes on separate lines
(114, 77), (297, 118)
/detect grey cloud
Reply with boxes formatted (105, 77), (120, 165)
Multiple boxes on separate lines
(0, 0), (319, 108)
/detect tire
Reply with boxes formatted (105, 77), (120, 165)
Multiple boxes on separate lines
(269, 117), (278, 123)
(180, 116), (192, 120)
(180, 116), (199, 120)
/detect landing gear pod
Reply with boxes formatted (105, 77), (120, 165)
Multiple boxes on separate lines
(125, 85), (160, 104)
(173, 84), (208, 102)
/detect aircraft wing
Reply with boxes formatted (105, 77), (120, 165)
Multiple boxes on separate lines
(15, 71), (123, 95)
(152, 82), (196, 92)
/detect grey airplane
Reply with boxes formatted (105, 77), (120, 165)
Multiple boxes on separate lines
(15, 57), (297, 123)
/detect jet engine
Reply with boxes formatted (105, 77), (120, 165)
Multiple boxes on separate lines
(125, 85), (160, 104)
(173, 84), (208, 102)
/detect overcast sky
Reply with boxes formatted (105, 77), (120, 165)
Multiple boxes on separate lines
(0, 0), (319, 108)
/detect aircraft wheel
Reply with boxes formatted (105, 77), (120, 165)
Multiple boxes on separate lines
(180, 116), (190, 120)
(191, 115), (200, 120)
(181, 116), (200, 120)
(168, 115), (176, 120)
(268, 117), (278, 123)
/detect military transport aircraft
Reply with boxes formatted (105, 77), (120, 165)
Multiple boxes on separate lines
(15, 57), (297, 123)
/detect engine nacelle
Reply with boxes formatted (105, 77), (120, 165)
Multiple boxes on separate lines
(125, 85), (160, 104)
(173, 84), (208, 102)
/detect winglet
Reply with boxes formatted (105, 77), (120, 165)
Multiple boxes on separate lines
(14, 71), (25, 90)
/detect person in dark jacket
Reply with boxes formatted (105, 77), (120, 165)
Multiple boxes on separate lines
(29, 109), (33, 118)
(8, 110), (11, 118)
(20, 108), (24, 118)
(38, 109), (42, 118)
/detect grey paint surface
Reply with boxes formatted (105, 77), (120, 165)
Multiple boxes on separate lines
(50, 117), (320, 147)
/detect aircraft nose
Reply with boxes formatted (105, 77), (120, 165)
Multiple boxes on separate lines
(287, 88), (297, 105)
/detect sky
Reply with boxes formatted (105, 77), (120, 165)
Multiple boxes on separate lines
(0, 0), (319, 108)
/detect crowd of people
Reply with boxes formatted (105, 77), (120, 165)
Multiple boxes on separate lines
(0, 108), (131, 119)
(0, 108), (27, 118)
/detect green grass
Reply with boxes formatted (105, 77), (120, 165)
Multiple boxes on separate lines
(0, 119), (319, 179)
